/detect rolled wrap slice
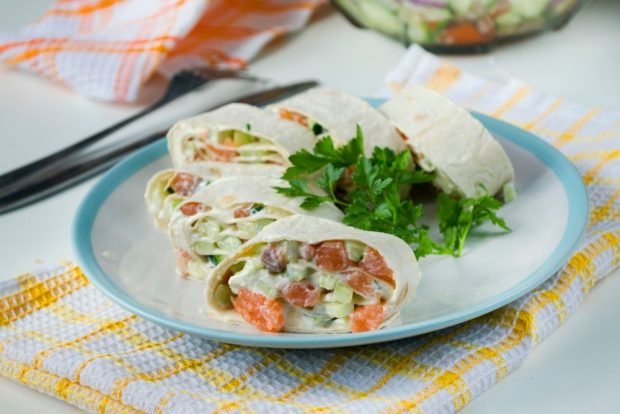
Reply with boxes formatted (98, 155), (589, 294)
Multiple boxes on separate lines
(268, 87), (407, 155)
(380, 85), (515, 198)
(205, 215), (420, 333)
(145, 162), (284, 230)
(167, 103), (316, 167)
(169, 177), (343, 281)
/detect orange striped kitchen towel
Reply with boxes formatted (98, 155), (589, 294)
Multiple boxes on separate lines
(0, 0), (325, 102)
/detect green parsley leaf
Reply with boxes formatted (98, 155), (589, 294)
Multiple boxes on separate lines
(274, 125), (509, 260)
(316, 164), (344, 200)
(334, 125), (365, 165)
(437, 192), (510, 257)
(282, 131), (364, 180)
(274, 178), (341, 210)
(283, 149), (328, 180)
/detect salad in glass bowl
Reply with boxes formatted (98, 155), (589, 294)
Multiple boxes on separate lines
(331, 0), (586, 52)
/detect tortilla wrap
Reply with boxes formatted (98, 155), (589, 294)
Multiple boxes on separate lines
(268, 87), (407, 155)
(204, 215), (420, 333)
(380, 85), (515, 198)
(145, 162), (284, 230)
(169, 177), (344, 281)
(167, 103), (316, 168)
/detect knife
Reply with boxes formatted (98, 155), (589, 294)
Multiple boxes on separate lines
(0, 80), (318, 215)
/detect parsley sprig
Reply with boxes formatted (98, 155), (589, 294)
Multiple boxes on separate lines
(282, 127), (364, 180)
(274, 127), (509, 258)
(436, 192), (510, 257)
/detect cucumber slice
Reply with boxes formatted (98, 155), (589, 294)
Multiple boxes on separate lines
(511, 0), (550, 19)
(195, 220), (220, 238)
(356, 0), (402, 37)
(236, 221), (259, 239)
(324, 302), (354, 318)
(401, 3), (453, 22)
(213, 284), (233, 309)
(449, 0), (474, 15)
(503, 182), (517, 202)
(333, 281), (353, 303)
(233, 130), (254, 146)
(256, 280), (278, 299)
(255, 219), (275, 231)
(216, 236), (242, 252)
(405, 20), (429, 44)
(218, 130), (233, 143)
(163, 195), (183, 220)
(318, 273), (337, 290)
(286, 263), (307, 282)
(307, 312), (335, 327)
(193, 241), (215, 255)
(286, 241), (301, 262)
(496, 11), (522, 27)
(229, 261), (245, 273)
(345, 240), (365, 262)
(239, 149), (268, 159)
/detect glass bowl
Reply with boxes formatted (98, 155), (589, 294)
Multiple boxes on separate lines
(331, 0), (587, 52)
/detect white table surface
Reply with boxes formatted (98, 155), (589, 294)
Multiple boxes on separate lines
(0, 0), (619, 412)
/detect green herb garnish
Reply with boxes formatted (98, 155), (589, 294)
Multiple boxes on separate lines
(275, 127), (509, 258)
(436, 192), (510, 257)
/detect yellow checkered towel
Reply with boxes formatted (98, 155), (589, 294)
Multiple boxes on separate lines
(0, 0), (324, 102)
(1, 46), (619, 413)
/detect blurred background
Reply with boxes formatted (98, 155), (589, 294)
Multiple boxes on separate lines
(0, 0), (617, 109)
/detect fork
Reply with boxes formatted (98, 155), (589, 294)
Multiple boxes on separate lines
(0, 67), (259, 193)
(0, 80), (319, 215)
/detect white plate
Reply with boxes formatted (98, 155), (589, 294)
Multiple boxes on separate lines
(73, 108), (588, 348)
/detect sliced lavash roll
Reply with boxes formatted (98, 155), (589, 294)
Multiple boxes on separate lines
(205, 215), (420, 334)
(169, 177), (343, 282)
(145, 162), (285, 230)
(380, 85), (515, 198)
(167, 103), (316, 168)
(268, 87), (407, 155)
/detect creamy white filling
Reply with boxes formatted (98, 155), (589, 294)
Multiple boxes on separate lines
(223, 243), (395, 328)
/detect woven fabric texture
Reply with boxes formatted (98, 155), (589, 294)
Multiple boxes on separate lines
(0, 0), (324, 102)
(0, 45), (618, 413)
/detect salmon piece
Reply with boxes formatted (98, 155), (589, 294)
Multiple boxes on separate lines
(233, 206), (251, 218)
(359, 247), (395, 287)
(440, 20), (494, 46)
(207, 143), (237, 161)
(261, 243), (287, 274)
(232, 288), (285, 332)
(169, 173), (201, 197)
(349, 304), (386, 332)
(315, 241), (352, 272)
(342, 269), (377, 299)
(279, 109), (308, 127)
(282, 281), (321, 308)
(338, 166), (356, 192)
(180, 202), (205, 216)
(299, 243), (316, 261)
(175, 250), (192, 278)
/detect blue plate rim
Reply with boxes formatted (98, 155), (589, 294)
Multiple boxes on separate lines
(73, 102), (589, 348)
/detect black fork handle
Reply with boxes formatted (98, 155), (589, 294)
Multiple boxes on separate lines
(0, 129), (165, 215)
(0, 97), (172, 191)
(0, 80), (319, 215)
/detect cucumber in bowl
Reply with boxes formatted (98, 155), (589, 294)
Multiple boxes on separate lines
(331, 0), (586, 51)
